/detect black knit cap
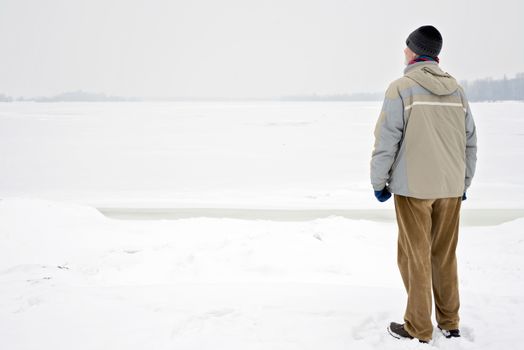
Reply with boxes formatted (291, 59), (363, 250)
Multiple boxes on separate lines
(405, 25), (443, 57)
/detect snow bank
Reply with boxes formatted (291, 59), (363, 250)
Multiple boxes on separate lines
(0, 198), (523, 349)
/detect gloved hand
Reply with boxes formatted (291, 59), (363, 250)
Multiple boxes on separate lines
(374, 188), (392, 202)
(462, 192), (467, 201)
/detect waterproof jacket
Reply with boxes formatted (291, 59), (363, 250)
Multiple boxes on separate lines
(370, 61), (477, 199)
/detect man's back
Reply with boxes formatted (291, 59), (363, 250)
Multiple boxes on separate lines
(371, 61), (477, 199)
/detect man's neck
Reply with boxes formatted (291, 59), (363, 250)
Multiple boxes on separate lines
(408, 55), (440, 65)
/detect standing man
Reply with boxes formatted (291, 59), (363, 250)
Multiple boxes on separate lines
(370, 25), (477, 343)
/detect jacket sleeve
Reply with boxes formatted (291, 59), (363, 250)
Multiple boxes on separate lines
(462, 90), (477, 191)
(370, 83), (405, 191)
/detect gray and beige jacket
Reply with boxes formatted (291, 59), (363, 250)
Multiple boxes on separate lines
(370, 61), (477, 199)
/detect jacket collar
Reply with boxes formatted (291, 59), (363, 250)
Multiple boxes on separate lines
(403, 60), (438, 75)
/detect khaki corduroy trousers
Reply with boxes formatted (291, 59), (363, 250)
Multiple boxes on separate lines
(394, 194), (462, 341)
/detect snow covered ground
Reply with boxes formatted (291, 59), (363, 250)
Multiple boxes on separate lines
(1, 198), (523, 349)
(1, 101), (523, 349)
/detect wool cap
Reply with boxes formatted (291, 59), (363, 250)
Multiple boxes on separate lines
(405, 25), (443, 57)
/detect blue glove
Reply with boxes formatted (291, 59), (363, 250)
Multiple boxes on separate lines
(462, 192), (467, 201)
(374, 188), (391, 202)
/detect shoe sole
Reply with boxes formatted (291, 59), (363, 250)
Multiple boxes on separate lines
(387, 325), (402, 340)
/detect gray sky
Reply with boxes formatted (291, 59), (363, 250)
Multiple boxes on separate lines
(1, 0), (523, 98)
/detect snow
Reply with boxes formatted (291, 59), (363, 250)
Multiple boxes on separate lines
(0, 101), (523, 209)
(1, 198), (523, 349)
(1, 101), (523, 349)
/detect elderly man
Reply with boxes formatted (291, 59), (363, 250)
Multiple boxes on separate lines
(370, 25), (477, 343)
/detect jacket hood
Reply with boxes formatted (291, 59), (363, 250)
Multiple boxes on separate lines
(404, 62), (459, 96)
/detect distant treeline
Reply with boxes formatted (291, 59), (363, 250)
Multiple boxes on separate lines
(460, 73), (524, 102)
(277, 92), (383, 101)
(0, 90), (139, 102)
(280, 73), (524, 102)
(0, 93), (12, 102)
(33, 90), (140, 102)
(1, 74), (523, 102)
(0, 90), (384, 102)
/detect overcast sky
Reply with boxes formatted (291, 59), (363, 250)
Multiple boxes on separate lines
(1, 0), (523, 98)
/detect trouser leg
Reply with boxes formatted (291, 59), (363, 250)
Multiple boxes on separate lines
(430, 196), (461, 330)
(394, 194), (434, 341)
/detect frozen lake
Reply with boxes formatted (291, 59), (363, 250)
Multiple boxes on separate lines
(1, 101), (523, 212)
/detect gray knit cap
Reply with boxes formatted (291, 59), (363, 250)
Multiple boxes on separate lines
(406, 25), (443, 57)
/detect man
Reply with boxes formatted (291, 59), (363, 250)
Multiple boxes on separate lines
(370, 25), (477, 343)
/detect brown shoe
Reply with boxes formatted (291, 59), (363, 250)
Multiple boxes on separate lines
(387, 322), (429, 344)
